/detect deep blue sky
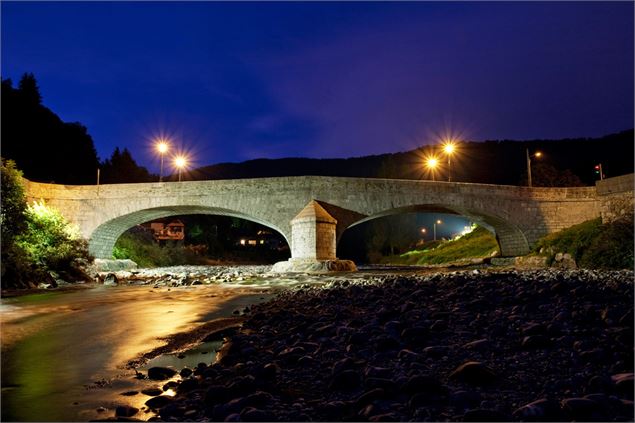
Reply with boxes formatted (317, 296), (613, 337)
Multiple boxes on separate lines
(2, 2), (633, 172)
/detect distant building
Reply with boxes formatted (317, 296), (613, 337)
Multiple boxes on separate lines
(144, 219), (185, 242)
(236, 229), (287, 250)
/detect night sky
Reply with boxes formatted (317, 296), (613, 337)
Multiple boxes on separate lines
(2, 2), (633, 173)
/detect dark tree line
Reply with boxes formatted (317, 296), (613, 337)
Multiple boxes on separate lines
(1, 73), (153, 185)
(2, 73), (632, 187)
(2, 74), (100, 184)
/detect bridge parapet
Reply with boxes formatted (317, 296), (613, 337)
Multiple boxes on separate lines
(21, 174), (633, 263)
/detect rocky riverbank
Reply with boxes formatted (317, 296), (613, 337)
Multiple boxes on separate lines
(121, 268), (634, 422)
(96, 265), (275, 287)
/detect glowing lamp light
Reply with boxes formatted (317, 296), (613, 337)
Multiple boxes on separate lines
(173, 154), (189, 182)
(443, 143), (456, 155)
(534, 151), (542, 158)
(174, 156), (187, 169)
(426, 157), (439, 169)
(156, 141), (169, 154)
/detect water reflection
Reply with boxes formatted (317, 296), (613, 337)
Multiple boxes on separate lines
(1, 284), (269, 422)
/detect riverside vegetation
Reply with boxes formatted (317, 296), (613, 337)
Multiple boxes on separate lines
(0, 159), (92, 290)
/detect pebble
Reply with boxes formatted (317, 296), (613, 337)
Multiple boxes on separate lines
(147, 366), (177, 380)
(448, 361), (497, 385)
(140, 268), (633, 422)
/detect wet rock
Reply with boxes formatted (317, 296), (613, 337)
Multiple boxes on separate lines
(179, 367), (192, 378)
(120, 391), (138, 396)
(141, 387), (163, 396)
(204, 385), (232, 407)
(147, 366), (177, 380)
(104, 273), (118, 286)
(177, 377), (199, 393)
(449, 362), (497, 385)
(145, 395), (173, 409)
(115, 405), (139, 417)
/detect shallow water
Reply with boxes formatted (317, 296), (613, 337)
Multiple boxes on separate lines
(0, 283), (271, 422)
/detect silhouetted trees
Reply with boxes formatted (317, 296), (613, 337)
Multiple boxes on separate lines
(1, 74), (100, 185)
(100, 147), (154, 184)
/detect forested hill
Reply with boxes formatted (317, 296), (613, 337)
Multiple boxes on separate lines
(196, 130), (633, 187)
(1, 74), (100, 185)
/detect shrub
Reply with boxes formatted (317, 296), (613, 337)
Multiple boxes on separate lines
(579, 214), (634, 270)
(534, 218), (602, 264)
(1, 158), (27, 247)
(534, 215), (633, 270)
(15, 200), (92, 273)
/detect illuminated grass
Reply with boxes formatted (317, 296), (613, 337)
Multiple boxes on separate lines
(381, 226), (499, 265)
(534, 215), (634, 269)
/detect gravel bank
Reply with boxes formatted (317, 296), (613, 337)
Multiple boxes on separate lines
(134, 269), (634, 421)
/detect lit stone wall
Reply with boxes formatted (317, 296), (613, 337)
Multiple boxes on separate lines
(595, 174), (635, 223)
(23, 174), (633, 259)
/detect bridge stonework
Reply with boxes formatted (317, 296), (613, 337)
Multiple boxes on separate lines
(23, 175), (633, 264)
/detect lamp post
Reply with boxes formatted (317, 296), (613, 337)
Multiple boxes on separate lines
(156, 139), (169, 182)
(526, 149), (542, 187)
(173, 155), (188, 182)
(442, 142), (456, 182)
(433, 219), (442, 241)
(425, 157), (439, 181)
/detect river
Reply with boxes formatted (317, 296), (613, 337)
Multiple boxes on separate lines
(0, 283), (274, 422)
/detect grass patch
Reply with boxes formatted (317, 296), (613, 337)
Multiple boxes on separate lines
(534, 214), (634, 269)
(381, 226), (499, 265)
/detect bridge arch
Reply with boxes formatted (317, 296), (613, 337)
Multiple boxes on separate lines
(88, 205), (290, 259)
(341, 204), (529, 257)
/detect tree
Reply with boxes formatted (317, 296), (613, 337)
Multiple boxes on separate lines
(101, 147), (154, 183)
(18, 72), (42, 104)
(1, 158), (27, 248)
(1, 73), (101, 184)
(520, 162), (584, 187)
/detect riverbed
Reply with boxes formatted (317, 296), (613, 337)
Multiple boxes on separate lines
(0, 282), (273, 421)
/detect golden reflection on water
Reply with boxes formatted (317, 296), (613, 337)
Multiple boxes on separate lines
(1, 283), (268, 422)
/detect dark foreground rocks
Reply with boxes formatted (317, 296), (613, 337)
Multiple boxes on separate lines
(140, 269), (634, 421)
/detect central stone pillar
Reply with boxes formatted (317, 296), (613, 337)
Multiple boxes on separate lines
(291, 200), (337, 260)
(271, 200), (356, 273)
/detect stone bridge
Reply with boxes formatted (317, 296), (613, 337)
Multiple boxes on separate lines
(23, 174), (634, 266)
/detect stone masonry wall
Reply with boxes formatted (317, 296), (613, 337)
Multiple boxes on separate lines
(22, 175), (633, 259)
(596, 174), (634, 223)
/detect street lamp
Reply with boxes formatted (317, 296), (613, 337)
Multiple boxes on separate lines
(425, 157), (439, 181)
(442, 141), (456, 182)
(526, 149), (542, 187)
(156, 139), (170, 182)
(433, 219), (442, 241)
(173, 155), (188, 182)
